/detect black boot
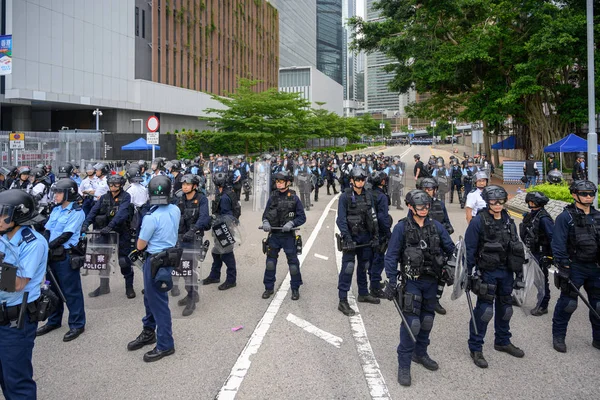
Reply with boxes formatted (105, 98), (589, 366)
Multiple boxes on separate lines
(434, 300), (447, 315)
(470, 351), (488, 368)
(177, 291), (200, 306)
(398, 367), (411, 387)
(127, 328), (157, 351)
(181, 298), (196, 316)
(338, 300), (356, 316)
(553, 337), (567, 353)
(126, 286), (136, 299)
(88, 278), (110, 298)
(411, 354), (439, 371)
(170, 285), (181, 297)
(357, 294), (380, 304)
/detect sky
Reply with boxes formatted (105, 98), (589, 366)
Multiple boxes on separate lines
(357, 0), (365, 18)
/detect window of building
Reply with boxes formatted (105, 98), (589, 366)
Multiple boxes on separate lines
(135, 7), (139, 36)
(142, 9), (145, 39)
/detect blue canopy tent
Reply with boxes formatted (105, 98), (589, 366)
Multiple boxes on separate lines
(121, 138), (160, 151)
(491, 135), (518, 150)
(543, 133), (600, 171)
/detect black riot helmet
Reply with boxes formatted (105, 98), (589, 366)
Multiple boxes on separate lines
(58, 163), (74, 178)
(274, 170), (293, 182)
(405, 189), (432, 208)
(126, 167), (143, 183)
(35, 164), (48, 175)
(213, 172), (228, 187)
(165, 160), (182, 172)
(30, 167), (46, 182)
(419, 177), (439, 190)
(148, 175), (172, 205)
(107, 174), (126, 187)
(350, 166), (368, 180)
(546, 170), (562, 184)
(547, 153), (555, 159)
(370, 171), (387, 186)
(51, 178), (79, 204)
(181, 174), (200, 186)
(0, 189), (38, 228)
(19, 166), (31, 176)
(569, 180), (597, 194)
(525, 191), (549, 208)
(93, 162), (110, 176)
(481, 185), (508, 203)
(151, 158), (165, 171)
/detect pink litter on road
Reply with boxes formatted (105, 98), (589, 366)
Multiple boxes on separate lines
(231, 326), (244, 332)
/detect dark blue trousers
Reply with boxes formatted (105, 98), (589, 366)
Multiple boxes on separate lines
(552, 264), (600, 341)
(398, 278), (437, 368)
(209, 251), (237, 283)
(0, 319), (38, 400)
(48, 254), (86, 329)
(264, 234), (302, 290)
(118, 233), (134, 288)
(338, 241), (372, 299)
(369, 250), (385, 290)
(142, 257), (174, 351)
(468, 268), (514, 352)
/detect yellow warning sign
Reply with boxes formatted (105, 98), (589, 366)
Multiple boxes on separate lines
(9, 132), (24, 141)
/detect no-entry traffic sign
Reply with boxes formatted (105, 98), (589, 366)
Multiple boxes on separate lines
(146, 116), (160, 132)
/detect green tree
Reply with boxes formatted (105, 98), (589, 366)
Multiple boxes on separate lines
(349, 0), (599, 158)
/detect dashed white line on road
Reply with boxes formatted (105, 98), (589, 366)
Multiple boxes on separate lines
(314, 253), (329, 261)
(216, 194), (341, 400)
(334, 220), (391, 400)
(286, 313), (343, 348)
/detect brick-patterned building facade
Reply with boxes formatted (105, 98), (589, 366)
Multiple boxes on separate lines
(149, 0), (279, 96)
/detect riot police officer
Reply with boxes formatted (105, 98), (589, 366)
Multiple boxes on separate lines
(572, 153), (586, 181)
(166, 160), (184, 193)
(461, 158), (478, 209)
(37, 179), (86, 341)
(368, 171), (392, 298)
(519, 191), (554, 316)
(82, 174), (136, 299)
(80, 163), (98, 216)
(336, 167), (380, 316)
(175, 174), (211, 315)
(465, 171), (488, 224)
(127, 176), (180, 362)
(419, 178), (454, 315)
(465, 185), (526, 368)
(449, 158), (463, 204)
(202, 172), (238, 290)
(261, 170), (306, 300)
(551, 180), (600, 353)
(383, 190), (455, 386)
(10, 167), (32, 192)
(93, 162), (109, 199)
(0, 190), (48, 399)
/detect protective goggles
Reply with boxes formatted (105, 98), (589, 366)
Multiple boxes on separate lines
(488, 199), (506, 206)
(577, 191), (596, 198)
(414, 203), (431, 211)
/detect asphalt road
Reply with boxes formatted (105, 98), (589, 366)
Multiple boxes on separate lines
(20, 144), (599, 400)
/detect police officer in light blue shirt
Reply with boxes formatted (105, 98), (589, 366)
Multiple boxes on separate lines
(37, 179), (87, 342)
(127, 175), (180, 363)
(0, 189), (48, 400)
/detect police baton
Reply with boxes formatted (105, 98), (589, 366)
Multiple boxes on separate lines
(257, 226), (300, 231)
(335, 233), (373, 252)
(387, 280), (416, 343)
(465, 290), (479, 336)
(46, 267), (67, 304)
(569, 279), (600, 321)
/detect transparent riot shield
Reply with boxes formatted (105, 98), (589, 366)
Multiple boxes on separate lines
(80, 232), (119, 307)
(437, 174), (450, 202)
(253, 161), (271, 212)
(512, 250), (546, 315)
(451, 236), (468, 300)
(480, 164), (491, 180)
(296, 172), (312, 211)
(211, 215), (243, 255)
(389, 175), (404, 210)
(170, 234), (209, 319)
(399, 161), (407, 196)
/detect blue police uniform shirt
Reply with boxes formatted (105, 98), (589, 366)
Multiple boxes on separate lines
(44, 202), (85, 248)
(139, 204), (181, 254)
(0, 227), (48, 306)
(70, 175), (82, 186)
(233, 169), (241, 182)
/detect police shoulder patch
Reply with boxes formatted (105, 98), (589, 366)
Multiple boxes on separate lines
(21, 228), (37, 243)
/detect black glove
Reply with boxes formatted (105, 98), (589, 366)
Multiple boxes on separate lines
(100, 226), (112, 235)
(442, 265), (455, 286)
(80, 224), (89, 234)
(557, 265), (570, 279)
(343, 238), (356, 252)
(182, 229), (196, 242)
(465, 274), (473, 292)
(128, 249), (141, 263)
(513, 272), (525, 290)
(282, 221), (294, 232)
(262, 220), (272, 232)
(383, 281), (398, 301)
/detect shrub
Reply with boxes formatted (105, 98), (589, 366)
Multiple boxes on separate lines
(527, 182), (599, 206)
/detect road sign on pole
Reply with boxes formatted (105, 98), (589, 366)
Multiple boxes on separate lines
(146, 116), (160, 132)
(9, 132), (24, 149)
(146, 132), (159, 145)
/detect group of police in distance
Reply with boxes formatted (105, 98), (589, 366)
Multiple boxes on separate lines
(0, 146), (599, 398)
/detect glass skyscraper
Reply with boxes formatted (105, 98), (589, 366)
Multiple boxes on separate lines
(316, 0), (343, 85)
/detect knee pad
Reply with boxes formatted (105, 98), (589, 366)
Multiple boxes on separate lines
(363, 261), (370, 271)
(503, 306), (513, 321)
(289, 264), (299, 275)
(421, 315), (434, 331)
(564, 299), (578, 314)
(408, 318), (421, 337)
(266, 260), (276, 271)
(481, 304), (494, 323)
(344, 262), (355, 275)
(118, 256), (131, 269)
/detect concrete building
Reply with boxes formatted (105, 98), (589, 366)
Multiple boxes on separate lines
(279, 66), (343, 115)
(316, 0), (343, 85)
(0, 0), (279, 134)
(364, 0), (399, 113)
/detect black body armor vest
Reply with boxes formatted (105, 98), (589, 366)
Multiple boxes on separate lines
(520, 208), (553, 255)
(400, 217), (444, 279)
(345, 189), (376, 236)
(565, 204), (600, 264)
(264, 190), (297, 228)
(179, 192), (204, 233)
(477, 210), (525, 272)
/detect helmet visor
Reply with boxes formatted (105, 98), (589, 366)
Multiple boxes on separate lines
(0, 204), (16, 225)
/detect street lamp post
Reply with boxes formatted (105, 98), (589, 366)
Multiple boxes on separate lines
(92, 109), (103, 131)
(586, 0), (598, 203)
(450, 118), (456, 151)
(431, 120), (436, 147)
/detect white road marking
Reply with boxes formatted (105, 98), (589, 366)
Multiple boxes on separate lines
(334, 221), (391, 400)
(314, 253), (329, 261)
(216, 194), (341, 400)
(286, 313), (343, 348)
